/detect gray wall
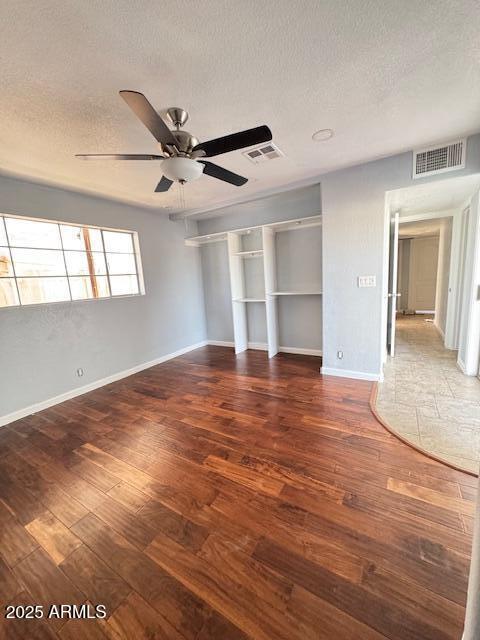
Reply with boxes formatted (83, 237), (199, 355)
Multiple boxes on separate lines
(275, 226), (322, 292)
(198, 186), (322, 350)
(197, 184), (321, 235)
(246, 303), (267, 345)
(278, 296), (322, 350)
(0, 174), (206, 418)
(321, 134), (480, 378)
(200, 241), (233, 342)
(197, 133), (480, 378)
(275, 225), (322, 350)
(244, 257), (266, 299)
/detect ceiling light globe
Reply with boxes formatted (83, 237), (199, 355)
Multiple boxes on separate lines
(161, 157), (204, 182)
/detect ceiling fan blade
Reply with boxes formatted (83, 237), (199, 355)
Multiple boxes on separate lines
(155, 175), (173, 192)
(199, 161), (248, 186)
(193, 125), (272, 157)
(76, 154), (164, 160)
(119, 90), (178, 147)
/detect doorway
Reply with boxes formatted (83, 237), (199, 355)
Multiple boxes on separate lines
(377, 175), (480, 473)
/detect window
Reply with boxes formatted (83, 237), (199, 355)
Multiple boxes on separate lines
(0, 215), (144, 308)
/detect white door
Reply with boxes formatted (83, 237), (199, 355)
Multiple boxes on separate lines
(387, 212), (400, 356)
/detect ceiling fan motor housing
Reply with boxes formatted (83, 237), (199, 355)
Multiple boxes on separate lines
(159, 130), (199, 157)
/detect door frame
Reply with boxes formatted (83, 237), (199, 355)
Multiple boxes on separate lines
(386, 212), (400, 356)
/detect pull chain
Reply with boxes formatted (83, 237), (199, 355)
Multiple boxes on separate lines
(177, 181), (186, 212)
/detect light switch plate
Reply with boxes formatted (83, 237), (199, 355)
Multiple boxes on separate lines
(358, 275), (376, 288)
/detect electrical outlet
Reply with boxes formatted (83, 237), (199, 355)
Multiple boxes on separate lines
(358, 275), (376, 288)
(337, 350), (344, 360)
(76, 368), (84, 377)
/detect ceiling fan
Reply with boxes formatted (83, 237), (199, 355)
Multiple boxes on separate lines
(77, 91), (272, 192)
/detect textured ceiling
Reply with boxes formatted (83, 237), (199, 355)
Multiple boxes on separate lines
(399, 219), (443, 238)
(1, 1), (479, 215)
(388, 174), (480, 216)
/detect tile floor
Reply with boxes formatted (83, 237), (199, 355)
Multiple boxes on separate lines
(375, 314), (480, 474)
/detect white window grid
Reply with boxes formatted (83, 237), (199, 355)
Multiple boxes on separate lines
(0, 214), (144, 308)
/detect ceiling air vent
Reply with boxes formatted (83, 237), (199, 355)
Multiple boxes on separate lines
(243, 143), (284, 164)
(413, 139), (466, 179)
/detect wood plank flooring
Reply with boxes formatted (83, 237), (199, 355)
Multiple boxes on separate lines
(0, 346), (476, 640)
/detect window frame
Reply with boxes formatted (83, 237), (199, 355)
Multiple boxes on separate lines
(0, 212), (145, 310)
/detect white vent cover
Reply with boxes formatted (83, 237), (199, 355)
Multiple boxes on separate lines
(413, 139), (466, 179)
(243, 143), (284, 164)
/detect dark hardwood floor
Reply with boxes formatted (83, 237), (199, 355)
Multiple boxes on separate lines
(0, 346), (476, 640)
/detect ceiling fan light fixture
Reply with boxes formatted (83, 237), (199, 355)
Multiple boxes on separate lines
(161, 157), (204, 183)
(78, 91), (269, 191)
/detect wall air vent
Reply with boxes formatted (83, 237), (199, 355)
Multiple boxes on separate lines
(413, 139), (466, 179)
(243, 143), (284, 164)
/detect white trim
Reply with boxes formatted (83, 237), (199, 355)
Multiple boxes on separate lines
(447, 209), (465, 349)
(321, 366), (383, 382)
(0, 211), (146, 309)
(399, 209), (458, 224)
(185, 214), (322, 246)
(456, 357), (479, 378)
(278, 346), (323, 356)
(206, 341), (322, 357)
(1, 209), (139, 234)
(457, 357), (467, 375)
(0, 340), (208, 428)
(247, 342), (268, 351)
(207, 340), (235, 347)
(433, 321), (446, 340)
(170, 177), (322, 221)
(461, 195), (480, 375)
(415, 309), (435, 314)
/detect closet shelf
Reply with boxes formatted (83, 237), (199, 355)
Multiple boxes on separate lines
(197, 210), (322, 359)
(234, 250), (264, 257)
(270, 291), (323, 296)
(184, 214), (322, 246)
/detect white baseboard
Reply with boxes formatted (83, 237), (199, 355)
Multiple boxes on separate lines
(279, 346), (323, 357)
(457, 357), (479, 377)
(415, 309), (435, 314)
(206, 341), (322, 357)
(207, 340), (235, 347)
(0, 340), (208, 428)
(457, 357), (467, 374)
(321, 366), (383, 382)
(433, 322), (445, 340)
(247, 342), (268, 351)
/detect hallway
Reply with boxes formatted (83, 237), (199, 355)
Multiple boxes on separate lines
(375, 314), (480, 474)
